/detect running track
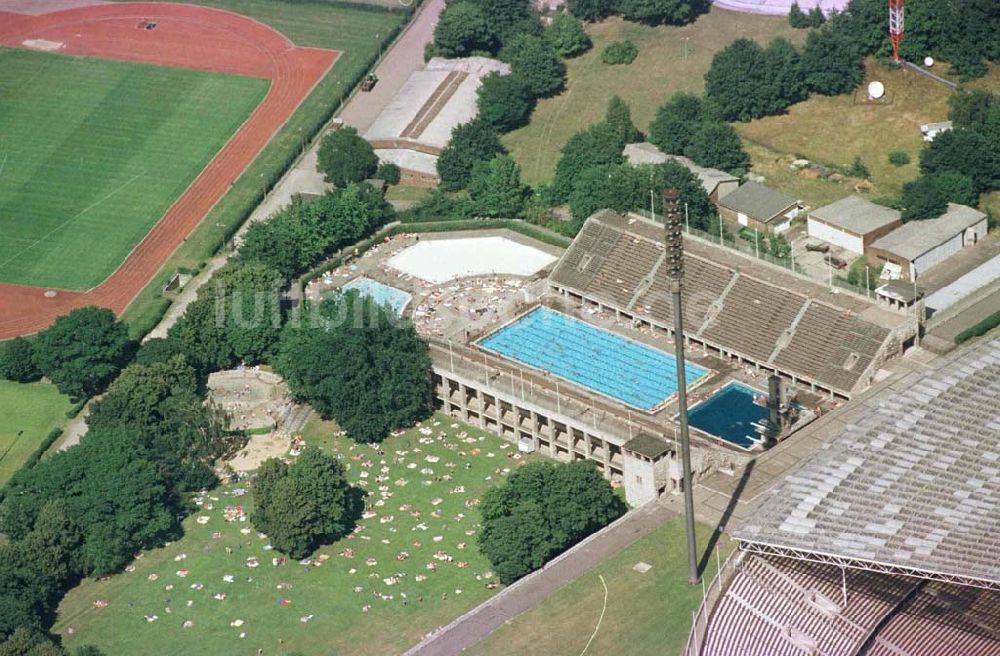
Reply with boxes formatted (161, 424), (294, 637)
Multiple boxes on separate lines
(0, 2), (337, 339)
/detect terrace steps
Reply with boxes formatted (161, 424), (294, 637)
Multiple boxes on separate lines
(401, 70), (468, 139)
(768, 299), (812, 365)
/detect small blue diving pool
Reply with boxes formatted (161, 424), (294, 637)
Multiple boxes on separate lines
(688, 382), (769, 449)
(478, 307), (708, 411)
(340, 277), (411, 316)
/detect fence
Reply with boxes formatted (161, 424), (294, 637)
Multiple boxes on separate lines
(682, 548), (742, 656)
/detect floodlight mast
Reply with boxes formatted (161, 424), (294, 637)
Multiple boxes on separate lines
(889, 0), (904, 62)
(662, 189), (700, 585)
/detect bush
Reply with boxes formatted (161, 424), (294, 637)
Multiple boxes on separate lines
(545, 12), (591, 57)
(375, 161), (401, 185)
(847, 156), (870, 179)
(479, 461), (625, 583)
(601, 40), (638, 65)
(887, 150), (911, 167)
(316, 127), (379, 187)
(955, 311), (1000, 345)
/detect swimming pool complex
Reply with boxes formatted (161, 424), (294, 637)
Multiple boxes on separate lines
(478, 307), (708, 411)
(340, 277), (411, 316)
(687, 382), (769, 449)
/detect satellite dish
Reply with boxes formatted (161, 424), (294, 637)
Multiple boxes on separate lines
(868, 81), (885, 99)
(924, 56), (935, 67)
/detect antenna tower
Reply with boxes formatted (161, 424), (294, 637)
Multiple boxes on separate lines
(889, 0), (904, 62)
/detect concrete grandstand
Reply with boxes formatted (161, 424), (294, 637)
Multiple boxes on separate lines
(548, 211), (918, 399)
(687, 336), (1000, 655)
(363, 56), (510, 183)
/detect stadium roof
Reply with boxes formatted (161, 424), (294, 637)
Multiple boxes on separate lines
(808, 195), (902, 236)
(871, 203), (987, 261)
(735, 337), (1000, 589)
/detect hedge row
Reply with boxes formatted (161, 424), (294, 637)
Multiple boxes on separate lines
(955, 310), (1000, 345)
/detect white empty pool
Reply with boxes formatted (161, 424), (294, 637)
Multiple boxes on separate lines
(387, 236), (557, 284)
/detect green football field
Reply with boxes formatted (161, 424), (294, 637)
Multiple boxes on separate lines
(0, 48), (268, 290)
(0, 380), (70, 487)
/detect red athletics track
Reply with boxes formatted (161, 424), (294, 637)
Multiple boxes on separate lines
(0, 2), (338, 339)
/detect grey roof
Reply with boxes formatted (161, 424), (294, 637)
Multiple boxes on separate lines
(876, 280), (923, 303)
(872, 204), (987, 261)
(809, 195), (901, 236)
(623, 143), (739, 197)
(718, 181), (797, 223)
(735, 337), (1000, 586)
(623, 433), (671, 459)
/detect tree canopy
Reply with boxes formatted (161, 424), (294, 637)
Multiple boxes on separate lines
(0, 338), (40, 384)
(605, 95), (641, 145)
(545, 12), (591, 58)
(705, 37), (808, 121)
(469, 154), (531, 217)
(919, 128), (1000, 195)
(274, 292), (433, 444)
(479, 461), (625, 583)
(252, 447), (362, 559)
(316, 126), (379, 187)
(686, 121), (749, 173)
(552, 121), (626, 202)
(476, 72), (535, 132)
(901, 172), (977, 221)
(800, 25), (864, 96)
(616, 0), (704, 26)
(433, 2), (495, 57)
(501, 34), (566, 98)
(31, 307), (133, 399)
(437, 119), (507, 191)
(648, 92), (706, 155)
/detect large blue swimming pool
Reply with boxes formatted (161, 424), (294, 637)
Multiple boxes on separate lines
(687, 382), (768, 449)
(340, 277), (411, 316)
(478, 307), (708, 411)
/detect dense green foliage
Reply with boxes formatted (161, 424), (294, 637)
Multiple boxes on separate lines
(919, 128), (999, 195)
(86, 355), (240, 491)
(846, 256), (882, 290)
(437, 119), (508, 191)
(476, 72), (536, 132)
(568, 0), (706, 25)
(502, 34), (566, 98)
(240, 184), (393, 278)
(316, 127), (379, 187)
(647, 93), (749, 174)
(433, 2), (495, 57)
(31, 307), (133, 400)
(600, 40), (638, 65)
(552, 121), (626, 202)
(648, 92), (707, 155)
(605, 95), (641, 145)
(788, 1), (824, 28)
(704, 38), (807, 121)
(901, 172), (977, 221)
(800, 25), (864, 95)
(251, 448), (362, 560)
(955, 310), (1000, 345)
(275, 293), (433, 444)
(375, 161), (401, 185)
(887, 150), (911, 167)
(469, 155), (531, 217)
(545, 12), (591, 57)
(686, 121), (749, 173)
(0, 338), (40, 384)
(479, 461), (625, 583)
(167, 261), (284, 376)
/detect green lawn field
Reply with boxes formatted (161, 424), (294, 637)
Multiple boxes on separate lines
(0, 49), (268, 290)
(466, 516), (733, 656)
(0, 380), (71, 487)
(56, 413), (537, 656)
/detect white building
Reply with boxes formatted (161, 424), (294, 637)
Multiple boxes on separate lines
(869, 203), (988, 280)
(807, 195), (902, 255)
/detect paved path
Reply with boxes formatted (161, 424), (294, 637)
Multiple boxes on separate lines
(405, 499), (677, 656)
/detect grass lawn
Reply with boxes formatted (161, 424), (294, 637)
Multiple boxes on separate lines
(0, 380), (71, 487)
(736, 58), (956, 205)
(0, 49), (267, 290)
(466, 516), (732, 656)
(55, 413), (537, 656)
(504, 9), (803, 185)
(119, 2), (406, 337)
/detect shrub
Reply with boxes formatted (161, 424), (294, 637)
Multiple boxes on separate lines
(955, 311), (1000, 345)
(545, 12), (591, 57)
(601, 40), (638, 65)
(847, 156), (870, 179)
(437, 119), (507, 191)
(887, 150), (911, 167)
(316, 126), (379, 187)
(375, 161), (401, 185)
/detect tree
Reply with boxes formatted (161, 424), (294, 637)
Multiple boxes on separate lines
(762, 37), (807, 113)
(251, 447), (362, 559)
(437, 119), (506, 191)
(600, 39), (638, 65)
(901, 172), (977, 221)
(800, 25), (864, 95)
(469, 155), (530, 217)
(552, 121), (626, 201)
(375, 161), (401, 185)
(545, 12), (591, 57)
(807, 5), (826, 27)
(432, 2), (494, 57)
(275, 293), (433, 444)
(568, 0), (612, 22)
(469, 0), (538, 48)
(648, 92), (705, 155)
(476, 72), (535, 132)
(847, 156), (870, 179)
(788, 1), (810, 28)
(0, 338), (40, 384)
(479, 461), (625, 583)
(501, 34), (566, 98)
(316, 127), (378, 187)
(605, 96), (640, 145)
(768, 232), (791, 261)
(31, 307), (133, 399)
(919, 128), (999, 194)
(615, 0), (703, 26)
(685, 121), (749, 173)
(206, 262), (284, 365)
(704, 39), (770, 121)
